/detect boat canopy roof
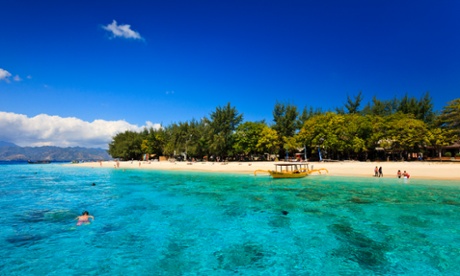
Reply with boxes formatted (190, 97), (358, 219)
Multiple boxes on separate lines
(274, 162), (308, 166)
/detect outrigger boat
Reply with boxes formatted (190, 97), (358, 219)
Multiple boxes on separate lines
(254, 162), (328, 179)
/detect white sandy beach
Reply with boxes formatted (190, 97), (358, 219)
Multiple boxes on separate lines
(72, 160), (460, 181)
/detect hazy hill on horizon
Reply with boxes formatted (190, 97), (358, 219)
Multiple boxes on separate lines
(0, 141), (19, 148)
(0, 141), (111, 161)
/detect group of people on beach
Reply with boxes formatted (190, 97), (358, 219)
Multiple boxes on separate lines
(374, 166), (411, 180)
(374, 166), (383, 177)
(397, 170), (410, 179)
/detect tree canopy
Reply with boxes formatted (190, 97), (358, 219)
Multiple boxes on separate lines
(438, 98), (460, 134)
(108, 94), (459, 161)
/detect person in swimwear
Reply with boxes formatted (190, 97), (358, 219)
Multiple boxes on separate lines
(403, 171), (410, 179)
(397, 170), (402, 178)
(75, 211), (94, 225)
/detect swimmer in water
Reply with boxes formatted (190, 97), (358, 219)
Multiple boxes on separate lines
(75, 211), (94, 226)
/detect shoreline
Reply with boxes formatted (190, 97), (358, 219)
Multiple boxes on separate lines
(70, 160), (460, 181)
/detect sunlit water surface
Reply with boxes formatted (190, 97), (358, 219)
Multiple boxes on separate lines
(1, 163), (459, 275)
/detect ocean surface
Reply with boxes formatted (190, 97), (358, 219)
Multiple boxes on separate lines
(1, 162), (459, 275)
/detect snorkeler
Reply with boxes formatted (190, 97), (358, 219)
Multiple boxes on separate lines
(75, 211), (94, 226)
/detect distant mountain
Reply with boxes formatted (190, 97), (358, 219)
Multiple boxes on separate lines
(0, 141), (19, 148)
(0, 142), (111, 161)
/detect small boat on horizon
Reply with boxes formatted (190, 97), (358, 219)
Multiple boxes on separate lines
(27, 160), (51, 164)
(254, 162), (328, 179)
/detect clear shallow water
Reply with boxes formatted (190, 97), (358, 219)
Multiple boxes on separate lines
(1, 163), (460, 275)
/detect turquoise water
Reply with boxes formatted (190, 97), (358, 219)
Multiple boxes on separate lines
(1, 163), (460, 275)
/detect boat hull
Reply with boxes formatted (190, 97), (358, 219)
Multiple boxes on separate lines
(254, 164), (328, 179)
(269, 171), (309, 178)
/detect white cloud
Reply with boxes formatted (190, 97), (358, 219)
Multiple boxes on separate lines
(0, 69), (23, 82)
(102, 20), (143, 40)
(0, 112), (161, 149)
(0, 68), (12, 82)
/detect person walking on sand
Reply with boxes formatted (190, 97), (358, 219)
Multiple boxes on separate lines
(397, 170), (402, 178)
(379, 166), (383, 177)
(374, 166), (379, 177)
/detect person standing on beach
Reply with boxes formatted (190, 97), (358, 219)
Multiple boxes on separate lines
(379, 166), (383, 177)
(374, 166), (379, 177)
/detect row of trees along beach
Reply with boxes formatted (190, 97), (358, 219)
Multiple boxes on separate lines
(108, 92), (460, 162)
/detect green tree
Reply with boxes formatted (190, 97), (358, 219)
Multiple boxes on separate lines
(162, 120), (201, 160)
(256, 126), (279, 159)
(233, 121), (266, 157)
(298, 112), (371, 160)
(337, 91), (363, 114)
(385, 113), (429, 160)
(335, 114), (369, 159)
(398, 94), (419, 116)
(138, 127), (166, 159)
(438, 98), (460, 135)
(393, 92), (435, 124)
(297, 112), (337, 160)
(361, 96), (398, 116)
(162, 123), (180, 156)
(208, 132), (226, 158)
(206, 103), (243, 158)
(272, 102), (299, 156)
(141, 139), (150, 155)
(345, 91), (363, 114)
(417, 92), (435, 125)
(282, 136), (300, 160)
(366, 115), (387, 159)
(108, 130), (143, 160)
(427, 128), (457, 159)
(298, 106), (323, 127)
(272, 102), (299, 138)
(194, 118), (212, 159)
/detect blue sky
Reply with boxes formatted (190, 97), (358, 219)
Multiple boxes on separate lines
(1, 0), (459, 148)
